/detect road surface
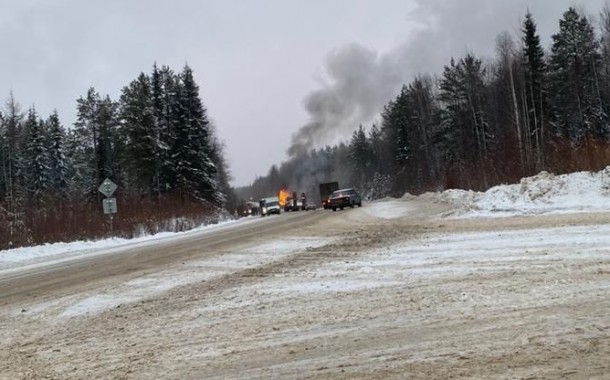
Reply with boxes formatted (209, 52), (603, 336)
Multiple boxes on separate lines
(1, 199), (609, 379)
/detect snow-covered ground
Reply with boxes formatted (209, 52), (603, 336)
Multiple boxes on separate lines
(0, 214), (263, 270)
(3, 167), (610, 316)
(2, 168), (610, 379)
(439, 167), (610, 217)
(6, 168), (610, 266)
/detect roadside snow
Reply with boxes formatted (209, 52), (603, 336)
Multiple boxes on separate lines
(361, 200), (414, 219)
(286, 223), (610, 294)
(439, 167), (610, 217)
(5, 167), (610, 319)
(0, 216), (262, 270)
(4, 167), (610, 267)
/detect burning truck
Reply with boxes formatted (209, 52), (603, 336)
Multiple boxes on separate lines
(279, 189), (310, 211)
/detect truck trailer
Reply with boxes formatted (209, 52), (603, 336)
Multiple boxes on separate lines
(319, 181), (339, 209)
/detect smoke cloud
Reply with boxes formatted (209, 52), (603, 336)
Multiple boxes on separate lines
(286, 0), (605, 158)
(286, 44), (403, 157)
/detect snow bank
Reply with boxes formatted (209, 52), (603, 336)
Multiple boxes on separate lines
(0, 216), (260, 269)
(4, 167), (610, 266)
(439, 167), (610, 217)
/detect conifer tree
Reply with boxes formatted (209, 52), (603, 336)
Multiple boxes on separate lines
(439, 55), (492, 164)
(405, 76), (440, 185)
(348, 125), (371, 188)
(494, 32), (525, 166)
(437, 59), (468, 165)
(171, 65), (219, 204)
(1, 94), (24, 213)
(381, 85), (412, 167)
(156, 65), (178, 191)
(45, 110), (69, 199)
(119, 72), (158, 195)
(522, 11), (547, 166)
(150, 63), (171, 196)
(368, 124), (384, 175)
(23, 108), (49, 207)
(73, 88), (119, 199)
(549, 7), (607, 142)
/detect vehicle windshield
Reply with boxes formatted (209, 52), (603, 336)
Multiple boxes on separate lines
(266, 201), (278, 207)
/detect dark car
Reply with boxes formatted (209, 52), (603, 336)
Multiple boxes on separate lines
(327, 188), (362, 211)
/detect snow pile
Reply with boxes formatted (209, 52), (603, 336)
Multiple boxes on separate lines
(440, 167), (610, 217)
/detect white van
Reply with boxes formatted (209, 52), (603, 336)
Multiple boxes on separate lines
(261, 196), (281, 216)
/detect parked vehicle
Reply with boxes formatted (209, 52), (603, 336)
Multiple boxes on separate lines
(284, 191), (301, 211)
(260, 196), (281, 216)
(304, 203), (317, 211)
(328, 188), (362, 211)
(319, 181), (339, 209)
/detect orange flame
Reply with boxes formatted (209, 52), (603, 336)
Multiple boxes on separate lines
(278, 189), (290, 207)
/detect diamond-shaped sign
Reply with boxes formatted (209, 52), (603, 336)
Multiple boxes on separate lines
(98, 178), (117, 198)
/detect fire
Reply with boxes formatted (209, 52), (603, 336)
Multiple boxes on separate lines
(278, 189), (290, 207)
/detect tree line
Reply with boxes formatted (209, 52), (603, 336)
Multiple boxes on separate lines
(239, 6), (610, 205)
(0, 64), (233, 250)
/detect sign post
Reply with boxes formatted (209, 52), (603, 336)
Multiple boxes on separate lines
(98, 178), (118, 233)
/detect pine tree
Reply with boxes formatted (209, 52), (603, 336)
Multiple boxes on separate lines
(405, 76), (440, 186)
(1, 94), (24, 214)
(156, 65), (178, 191)
(73, 88), (119, 200)
(0, 95), (29, 247)
(439, 55), (492, 165)
(522, 11), (548, 166)
(72, 88), (100, 199)
(119, 72), (158, 195)
(23, 107), (49, 207)
(494, 31), (525, 166)
(549, 7), (607, 142)
(368, 124), (384, 175)
(348, 125), (371, 189)
(96, 95), (119, 185)
(171, 65), (219, 204)
(437, 59), (466, 166)
(381, 86), (412, 168)
(151, 63), (171, 196)
(46, 110), (69, 199)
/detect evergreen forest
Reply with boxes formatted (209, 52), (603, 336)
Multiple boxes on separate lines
(3, 6), (610, 249)
(238, 7), (610, 208)
(0, 64), (234, 249)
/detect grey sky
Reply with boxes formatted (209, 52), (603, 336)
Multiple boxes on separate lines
(1, 1), (608, 186)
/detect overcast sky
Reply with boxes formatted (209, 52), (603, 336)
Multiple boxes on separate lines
(1, 0), (608, 186)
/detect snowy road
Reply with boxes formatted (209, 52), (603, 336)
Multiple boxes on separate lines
(0, 210), (326, 305)
(1, 170), (610, 379)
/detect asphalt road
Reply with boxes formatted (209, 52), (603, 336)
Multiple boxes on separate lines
(0, 210), (326, 306)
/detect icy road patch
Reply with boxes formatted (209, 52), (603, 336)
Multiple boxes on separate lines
(58, 237), (332, 318)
